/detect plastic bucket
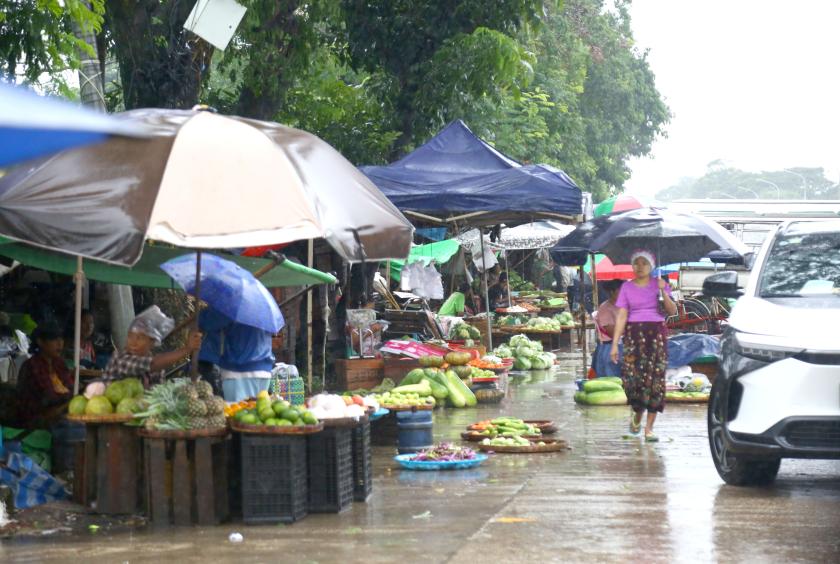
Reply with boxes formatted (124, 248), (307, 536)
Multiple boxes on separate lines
(396, 410), (433, 454)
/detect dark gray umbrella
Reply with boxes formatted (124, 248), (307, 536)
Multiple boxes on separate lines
(551, 207), (749, 266)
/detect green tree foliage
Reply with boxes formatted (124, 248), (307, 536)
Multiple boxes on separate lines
(460, 0), (669, 201)
(340, 0), (547, 157)
(2, 0), (669, 196)
(656, 164), (839, 201)
(0, 0), (104, 96)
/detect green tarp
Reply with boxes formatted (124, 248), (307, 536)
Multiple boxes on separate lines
(0, 241), (336, 288)
(387, 239), (461, 282)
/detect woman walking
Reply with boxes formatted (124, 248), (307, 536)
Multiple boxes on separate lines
(610, 250), (677, 441)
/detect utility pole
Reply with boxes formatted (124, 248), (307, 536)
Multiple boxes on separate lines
(73, 4), (135, 348)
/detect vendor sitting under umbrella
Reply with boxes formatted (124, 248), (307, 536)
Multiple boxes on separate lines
(592, 280), (623, 378)
(438, 282), (476, 317)
(16, 323), (74, 428)
(102, 306), (202, 388)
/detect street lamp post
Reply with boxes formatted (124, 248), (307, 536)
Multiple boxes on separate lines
(782, 169), (807, 200)
(736, 186), (760, 199)
(756, 179), (781, 199)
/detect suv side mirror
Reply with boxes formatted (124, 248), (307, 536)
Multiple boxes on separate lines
(702, 271), (743, 298)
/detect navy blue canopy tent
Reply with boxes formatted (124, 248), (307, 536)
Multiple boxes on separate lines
(359, 120), (582, 226)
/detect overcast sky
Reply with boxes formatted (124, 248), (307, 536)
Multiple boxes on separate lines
(624, 0), (840, 198)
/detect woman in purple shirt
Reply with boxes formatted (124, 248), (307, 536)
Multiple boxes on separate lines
(610, 250), (677, 441)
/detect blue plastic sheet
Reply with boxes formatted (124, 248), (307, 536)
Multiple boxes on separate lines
(666, 334), (721, 367)
(610, 333), (720, 370)
(0, 452), (68, 509)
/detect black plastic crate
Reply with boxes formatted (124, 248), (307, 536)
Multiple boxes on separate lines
(307, 427), (353, 513)
(240, 434), (308, 524)
(351, 421), (372, 502)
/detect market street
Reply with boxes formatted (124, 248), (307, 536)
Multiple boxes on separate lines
(2, 352), (838, 563)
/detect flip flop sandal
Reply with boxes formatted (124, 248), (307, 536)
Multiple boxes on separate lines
(629, 412), (642, 435)
(645, 433), (659, 443)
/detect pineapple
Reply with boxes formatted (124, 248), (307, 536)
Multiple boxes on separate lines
(181, 384), (200, 402)
(196, 380), (213, 399)
(205, 396), (225, 416)
(208, 414), (226, 429)
(186, 396), (207, 418)
(144, 416), (160, 430)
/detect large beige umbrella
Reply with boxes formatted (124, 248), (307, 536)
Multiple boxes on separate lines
(0, 108), (412, 386)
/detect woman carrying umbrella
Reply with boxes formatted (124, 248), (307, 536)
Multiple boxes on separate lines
(609, 250), (677, 442)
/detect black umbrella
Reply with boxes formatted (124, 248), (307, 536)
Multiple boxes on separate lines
(551, 208), (749, 266)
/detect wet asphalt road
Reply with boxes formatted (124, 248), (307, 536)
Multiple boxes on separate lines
(2, 353), (839, 563)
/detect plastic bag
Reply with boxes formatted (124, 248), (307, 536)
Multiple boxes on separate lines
(128, 306), (175, 345)
(0, 452), (68, 509)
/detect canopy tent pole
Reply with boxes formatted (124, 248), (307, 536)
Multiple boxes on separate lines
(505, 250), (512, 308)
(189, 250), (202, 381)
(73, 256), (84, 395)
(306, 239), (314, 392)
(579, 267), (587, 376)
(479, 228), (492, 351)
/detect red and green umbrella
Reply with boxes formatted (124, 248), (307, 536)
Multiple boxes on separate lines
(584, 254), (678, 281)
(594, 194), (645, 217)
(590, 195), (645, 280)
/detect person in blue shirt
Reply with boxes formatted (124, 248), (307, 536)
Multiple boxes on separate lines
(199, 308), (275, 402)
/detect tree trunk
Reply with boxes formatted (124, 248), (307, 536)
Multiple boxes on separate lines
(74, 3), (136, 348)
(105, 0), (213, 110)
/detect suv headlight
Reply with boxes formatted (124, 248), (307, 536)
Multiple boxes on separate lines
(734, 332), (804, 363)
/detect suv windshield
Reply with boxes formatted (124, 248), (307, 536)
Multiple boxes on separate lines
(759, 224), (840, 297)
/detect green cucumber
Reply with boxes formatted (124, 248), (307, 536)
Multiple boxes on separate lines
(421, 375), (449, 400)
(446, 370), (477, 407)
(400, 369), (426, 386)
(442, 370), (466, 407)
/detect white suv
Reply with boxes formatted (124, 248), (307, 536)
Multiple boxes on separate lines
(703, 219), (840, 485)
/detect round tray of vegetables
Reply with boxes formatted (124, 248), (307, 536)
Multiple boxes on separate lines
(394, 443), (487, 470)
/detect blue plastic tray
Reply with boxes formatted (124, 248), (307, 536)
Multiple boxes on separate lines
(394, 454), (488, 470)
(369, 408), (390, 421)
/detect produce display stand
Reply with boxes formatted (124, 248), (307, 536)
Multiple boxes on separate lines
(139, 426), (230, 526)
(497, 327), (574, 351)
(351, 419), (373, 502)
(522, 420), (558, 434)
(67, 414), (141, 515)
(666, 394), (710, 404)
(477, 438), (569, 453)
(229, 422), (322, 524)
(307, 424), (355, 513)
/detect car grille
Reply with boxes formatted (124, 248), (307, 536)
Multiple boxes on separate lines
(782, 421), (840, 449)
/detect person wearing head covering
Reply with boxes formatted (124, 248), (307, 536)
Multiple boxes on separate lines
(591, 279), (623, 378)
(609, 250), (677, 442)
(102, 306), (202, 388)
(16, 323), (74, 427)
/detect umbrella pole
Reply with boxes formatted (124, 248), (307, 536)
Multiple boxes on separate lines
(591, 253), (599, 306)
(189, 251), (202, 381)
(479, 228), (492, 351)
(307, 239), (314, 392)
(505, 250), (511, 308)
(579, 267), (588, 376)
(73, 257), (84, 396)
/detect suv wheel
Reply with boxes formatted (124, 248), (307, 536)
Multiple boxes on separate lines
(708, 380), (781, 486)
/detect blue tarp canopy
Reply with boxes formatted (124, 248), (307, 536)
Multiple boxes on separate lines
(360, 120), (582, 226)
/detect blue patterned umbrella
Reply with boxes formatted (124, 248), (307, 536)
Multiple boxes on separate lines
(160, 253), (284, 333)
